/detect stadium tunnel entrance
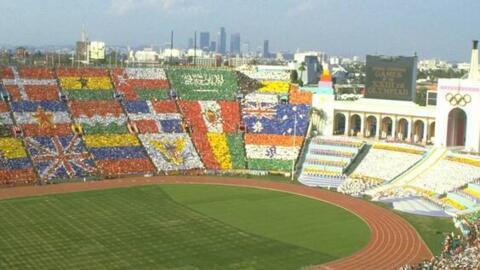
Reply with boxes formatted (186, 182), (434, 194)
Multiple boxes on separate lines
(447, 108), (467, 147)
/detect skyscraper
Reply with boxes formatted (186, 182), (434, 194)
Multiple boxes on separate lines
(199, 32), (210, 51)
(217, 27), (226, 55)
(263, 40), (270, 58)
(229, 33), (241, 55)
(210, 41), (217, 52)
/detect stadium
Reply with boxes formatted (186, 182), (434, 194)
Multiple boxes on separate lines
(0, 44), (480, 270)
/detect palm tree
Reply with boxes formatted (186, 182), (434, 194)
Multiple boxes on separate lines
(298, 61), (306, 86)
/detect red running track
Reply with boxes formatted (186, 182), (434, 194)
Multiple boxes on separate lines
(0, 176), (433, 270)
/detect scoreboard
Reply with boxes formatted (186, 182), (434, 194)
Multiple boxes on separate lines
(365, 55), (417, 101)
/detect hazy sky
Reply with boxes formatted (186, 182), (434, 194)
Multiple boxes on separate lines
(1, 0), (479, 61)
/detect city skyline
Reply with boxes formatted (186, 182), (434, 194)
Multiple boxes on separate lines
(0, 0), (480, 61)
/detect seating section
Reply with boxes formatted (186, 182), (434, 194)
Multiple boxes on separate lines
(242, 92), (309, 171)
(111, 68), (170, 100)
(409, 159), (480, 195)
(69, 98), (154, 177)
(1, 68), (98, 184)
(236, 66), (290, 81)
(167, 68), (238, 100)
(0, 65), (315, 185)
(299, 137), (364, 188)
(349, 148), (423, 183)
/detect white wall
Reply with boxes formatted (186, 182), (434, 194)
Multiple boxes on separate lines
(312, 93), (335, 136)
(435, 78), (480, 152)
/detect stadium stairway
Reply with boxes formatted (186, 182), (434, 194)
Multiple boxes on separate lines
(365, 147), (448, 196)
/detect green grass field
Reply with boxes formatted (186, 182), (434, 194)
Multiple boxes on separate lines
(0, 184), (370, 270)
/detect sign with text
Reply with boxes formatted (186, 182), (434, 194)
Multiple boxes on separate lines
(365, 55), (417, 101)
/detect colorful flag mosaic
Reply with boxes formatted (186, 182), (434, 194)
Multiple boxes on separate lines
(56, 68), (114, 100)
(24, 135), (96, 181)
(111, 68), (170, 100)
(139, 133), (203, 172)
(179, 100), (245, 170)
(123, 100), (183, 134)
(10, 101), (72, 136)
(0, 137), (36, 185)
(1, 67), (59, 101)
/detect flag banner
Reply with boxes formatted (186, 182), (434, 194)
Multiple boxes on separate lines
(11, 101), (72, 136)
(289, 85), (313, 105)
(112, 68), (170, 100)
(89, 146), (148, 160)
(59, 77), (113, 90)
(1, 67), (59, 101)
(24, 135), (96, 181)
(226, 133), (247, 169)
(95, 158), (155, 177)
(200, 101), (224, 133)
(243, 92), (279, 104)
(258, 81), (290, 94)
(179, 100), (244, 169)
(0, 101), (13, 125)
(242, 104), (310, 135)
(82, 133), (154, 176)
(0, 100), (12, 137)
(179, 101), (240, 134)
(245, 145), (300, 160)
(139, 133), (203, 172)
(83, 134), (140, 148)
(0, 137), (36, 184)
(56, 68), (114, 100)
(64, 90), (114, 100)
(242, 93), (279, 120)
(167, 68), (238, 100)
(124, 100), (183, 134)
(244, 133), (304, 171)
(69, 100), (128, 134)
(206, 132), (233, 169)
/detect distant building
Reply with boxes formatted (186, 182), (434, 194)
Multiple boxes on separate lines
(294, 51), (327, 65)
(188, 38), (194, 50)
(131, 48), (159, 63)
(89, 41), (105, 60)
(210, 41), (217, 52)
(241, 43), (250, 55)
(263, 40), (270, 58)
(200, 32), (210, 51)
(15, 47), (29, 58)
(217, 27), (226, 54)
(75, 28), (89, 63)
(418, 59), (452, 71)
(229, 33), (241, 55)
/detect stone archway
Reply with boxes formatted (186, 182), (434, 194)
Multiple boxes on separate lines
(447, 108), (467, 147)
(381, 117), (393, 139)
(350, 114), (362, 136)
(366, 115), (377, 138)
(397, 118), (409, 141)
(334, 113), (346, 135)
(413, 120), (425, 143)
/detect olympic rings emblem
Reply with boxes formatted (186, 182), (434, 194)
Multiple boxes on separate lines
(445, 93), (472, 107)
